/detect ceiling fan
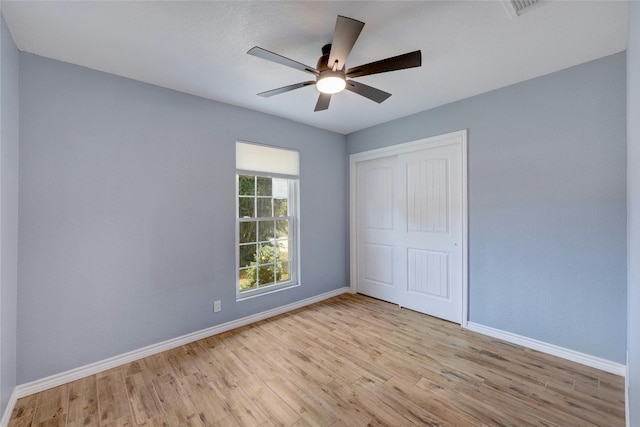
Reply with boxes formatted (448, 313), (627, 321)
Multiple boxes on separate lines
(247, 15), (422, 112)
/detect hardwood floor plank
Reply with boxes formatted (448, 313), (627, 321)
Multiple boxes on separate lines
(289, 418), (314, 427)
(237, 374), (300, 427)
(312, 338), (392, 385)
(264, 376), (338, 427)
(214, 415), (241, 427)
(7, 416), (35, 427)
(474, 379), (572, 426)
(152, 373), (203, 427)
(66, 413), (100, 427)
(212, 382), (267, 427)
(382, 376), (480, 426)
(100, 415), (134, 427)
(164, 347), (201, 378)
(346, 377), (415, 427)
(209, 347), (253, 384)
(141, 353), (176, 380)
(66, 376), (98, 426)
(8, 392), (37, 427)
(352, 375), (446, 426)
(8, 294), (626, 426)
(96, 396), (131, 427)
(311, 382), (376, 426)
(32, 384), (69, 426)
(228, 345), (282, 383)
(266, 347), (334, 387)
(180, 373), (232, 424)
(96, 368), (133, 425)
(123, 371), (162, 425)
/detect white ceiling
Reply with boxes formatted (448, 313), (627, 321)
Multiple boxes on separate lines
(1, 1), (629, 135)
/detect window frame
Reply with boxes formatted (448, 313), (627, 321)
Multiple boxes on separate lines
(235, 170), (299, 300)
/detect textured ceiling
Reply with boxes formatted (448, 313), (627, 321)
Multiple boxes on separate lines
(1, 1), (629, 134)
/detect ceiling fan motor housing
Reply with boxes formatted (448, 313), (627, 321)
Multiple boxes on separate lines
(318, 44), (333, 70)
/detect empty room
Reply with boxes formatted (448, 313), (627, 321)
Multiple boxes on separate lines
(1, 1), (639, 426)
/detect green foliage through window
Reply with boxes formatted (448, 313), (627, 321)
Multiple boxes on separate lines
(238, 175), (294, 293)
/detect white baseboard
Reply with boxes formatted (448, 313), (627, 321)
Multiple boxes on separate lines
(466, 322), (626, 377)
(2, 286), (349, 422)
(626, 351), (630, 427)
(0, 390), (18, 427)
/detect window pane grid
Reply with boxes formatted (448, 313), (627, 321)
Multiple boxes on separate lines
(237, 174), (295, 295)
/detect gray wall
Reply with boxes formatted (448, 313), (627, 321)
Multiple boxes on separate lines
(347, 53), (627, 363)
(17, 53), (347, 383)
(627, 1), (639, 424)
(0, 11), (19, 415)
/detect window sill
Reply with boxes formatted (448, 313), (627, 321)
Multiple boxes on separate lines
(236, 281), (299, 302)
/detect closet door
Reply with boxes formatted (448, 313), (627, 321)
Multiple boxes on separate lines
(396, 142), (464, 323)
(352, 131), (466, 324)
(355, 155), (399, 303)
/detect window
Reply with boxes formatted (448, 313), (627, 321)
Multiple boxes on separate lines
(236, 142), (299, 299)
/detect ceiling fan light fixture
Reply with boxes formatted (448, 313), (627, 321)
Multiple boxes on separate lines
(248, 15), (421, 111)
(316, 71), (346, 94)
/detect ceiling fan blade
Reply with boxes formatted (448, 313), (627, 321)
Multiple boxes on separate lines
(314, 93), (331, 111)
(346, 50), (422, 79)
(248, 47), (319, 75)
(258, 81), (316, 97)
(345, 80), (391, 103)
(328, 16), (365, 71)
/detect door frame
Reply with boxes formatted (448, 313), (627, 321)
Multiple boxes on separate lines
(349, 130), (469, 327)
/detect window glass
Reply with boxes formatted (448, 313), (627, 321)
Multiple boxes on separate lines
(237, 174), (297, 297)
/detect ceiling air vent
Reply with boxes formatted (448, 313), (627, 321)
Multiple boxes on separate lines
(502, 0), (542, 18)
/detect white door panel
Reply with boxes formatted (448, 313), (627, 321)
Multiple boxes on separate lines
(363, 166), (394, 230)
(397, 143), (463, 323)
(356, 156), (398, 303)
(407, 249), (450, 298)
(407, 158), (449, 233)
(362, 243), (394, 285)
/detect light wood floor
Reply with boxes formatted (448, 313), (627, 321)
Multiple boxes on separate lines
(8, 293), (625, 426)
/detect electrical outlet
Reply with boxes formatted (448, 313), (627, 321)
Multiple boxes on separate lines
(213, 300), (221, 313)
